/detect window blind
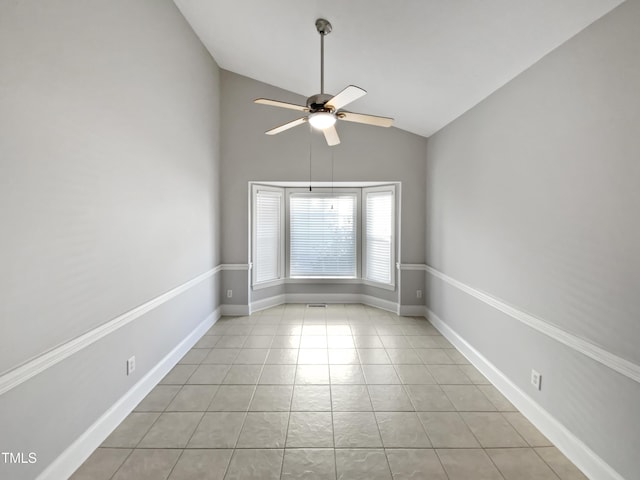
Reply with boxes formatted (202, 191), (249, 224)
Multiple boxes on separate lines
(365, 189), (394, 285)
(254, 189), (282, 283)
(289, 194), (357, 277)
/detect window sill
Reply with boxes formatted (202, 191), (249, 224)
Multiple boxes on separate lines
(252, 278), (395, 291)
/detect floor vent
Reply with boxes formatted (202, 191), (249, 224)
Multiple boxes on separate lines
(306, 303), (327, 308)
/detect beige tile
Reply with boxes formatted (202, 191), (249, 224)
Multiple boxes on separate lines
(295, 364), (330, 384)
(335, 449), (392, 480)
(70, 448), (131, 480)
(333, 412), (382, 447)
(385, 449), (447, 480)
(236, 412), (289, 448)
(160, 364), (197, 385)
(405, 384), (455, 411)
(395, 364), (436, 384)
(216, 335), (247, 348)
(202, 348), (239, 364)
(225, 449), (283, 480)
(187, 412), (245, 448)
(379, 335), (411, 348)
(354, 335), (383, 348)
(361, 365), (400, 384)
(418, 412), (480, 448)
(375, 412), (431, 447)
(358, 349), (391, 364)
(327, 335), (355, 348)
(445, 349), (470, 364)
(178, 348), (210, 364)
(535, 447), (588, 480)
(166, 385), (218, 411)
(233, 348), (269, 364)
(331, 385), (373, 411)
(134, 385), (181, 412)
(461, 412), (528, 447)
(138, 412), (203, 448)
(207, 385), (254, 411)
(291, 385), (331, 411)
(298, 348), (329, 364)
(436, 449), (503, 480)
(271, 336), (301, 348)
(330, 364), (365, 384)
(266, 348), (299, 364)
(186, 364), (230, 384)
(193, 336), (220, 349)
(459, 364), (490, 383)
(328, 348), (360, 364)
(259, 364), (296, 384)
(487, 448), (559, 479)
(428, 365), (472, 384)
(249, 385), (293, 411)
(368, 385), (414, 411)
(286, 412), (334, 447)
(168, 449), (233, 480)
(223, 365), (263, 384)
(415, 349), (453, 365)
(503, 412), (552, 446)
(282, 448), (336, 480)
(407, 336), (442, 348)
(386, 349), (423, 364)
(111, 449), (181, 480)
(442, 385), (497, 411)
(478, 385), (517, 411)
(101, 413), (159, 448)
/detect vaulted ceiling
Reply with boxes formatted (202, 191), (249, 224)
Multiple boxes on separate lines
(174, 0), (624, 137)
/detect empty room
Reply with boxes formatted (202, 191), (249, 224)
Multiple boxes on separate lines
(1, 0), (638, 479)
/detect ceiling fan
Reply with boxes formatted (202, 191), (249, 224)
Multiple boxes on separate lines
(254, 18), (394, 146)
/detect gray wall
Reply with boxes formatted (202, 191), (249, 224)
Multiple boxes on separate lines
(425, 1), (640, 478)
(220, 71), (427, 308)
(0, 1), (221, 478)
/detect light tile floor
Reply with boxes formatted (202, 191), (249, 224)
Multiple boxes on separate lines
(71, 304), (588, 480)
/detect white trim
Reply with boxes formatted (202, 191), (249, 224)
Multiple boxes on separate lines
(426, 308), (625, 480)
(425, 264), (640, 385)
(248, 293), (398, 315)
(0, 268), (219, 396)
(221, 304), (251, 316)
(398, 263), (428, 271)
(37, 309), (220, 480)
(220, 263), (250, 271)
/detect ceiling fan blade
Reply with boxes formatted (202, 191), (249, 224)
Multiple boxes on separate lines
(323, 125), (340, 146)
(255, 98), (309, 112)
(326, 85), (367, 111)
(265, 117), (307, 135)
(338, 111), (394, 128)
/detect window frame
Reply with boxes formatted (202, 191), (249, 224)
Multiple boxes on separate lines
(285, 187), (361, 280)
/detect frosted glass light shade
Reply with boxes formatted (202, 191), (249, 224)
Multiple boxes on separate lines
(308, 112), (336, 130)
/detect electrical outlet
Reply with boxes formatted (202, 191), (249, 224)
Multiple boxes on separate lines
(531, 369), (542, 390)
(226, 289), (233, 298)
(416, 290), (423, 299)
(127, 356), (136, 376)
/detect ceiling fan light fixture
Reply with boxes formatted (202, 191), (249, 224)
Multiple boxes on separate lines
(308, 111), (336, 130)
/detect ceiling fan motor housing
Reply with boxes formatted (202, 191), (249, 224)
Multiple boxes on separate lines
(307, 93), (334, 112)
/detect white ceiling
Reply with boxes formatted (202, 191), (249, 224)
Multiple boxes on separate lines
(174, 0), (624, 138)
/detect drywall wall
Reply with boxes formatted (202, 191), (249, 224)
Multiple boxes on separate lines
(220, 71), (427, 309)
(425, 1), (640, 478)
(0, 0), (221, 478)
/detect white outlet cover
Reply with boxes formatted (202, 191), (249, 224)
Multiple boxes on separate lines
(127, 356), (136, 376)
(531, 369), (542, 390)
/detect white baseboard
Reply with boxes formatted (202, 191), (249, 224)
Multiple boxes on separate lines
(37, 308), (221, 480)
(221, 304), (251, 316)
(426, 308), (624, 480)
(247, 293), (400, 316)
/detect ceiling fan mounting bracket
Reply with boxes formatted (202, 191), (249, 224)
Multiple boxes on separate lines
(307, 93), (334, 112)
(315, 18), (332, 36)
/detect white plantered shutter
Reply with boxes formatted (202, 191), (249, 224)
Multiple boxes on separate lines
(254, 188), (283, 283)
(364, 188), (394, 285)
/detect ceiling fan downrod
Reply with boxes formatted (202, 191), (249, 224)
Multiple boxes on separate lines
(315, 18), (332, 95)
